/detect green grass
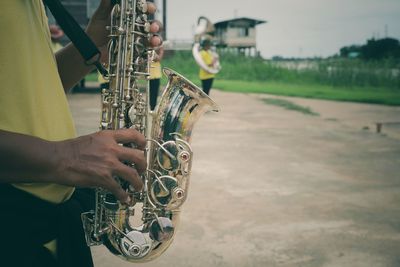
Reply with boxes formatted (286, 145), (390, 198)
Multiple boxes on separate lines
(214, 79), (400, 106)
(262, 98), (319, 116)
(85, 72), (98, 82)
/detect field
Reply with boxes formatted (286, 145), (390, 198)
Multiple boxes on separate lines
(162, 51), (400, 106)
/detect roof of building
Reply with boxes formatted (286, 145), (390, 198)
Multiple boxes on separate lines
(214, 17), (267, 28)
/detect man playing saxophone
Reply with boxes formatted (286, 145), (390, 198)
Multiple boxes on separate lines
(0, 1), (162, 266)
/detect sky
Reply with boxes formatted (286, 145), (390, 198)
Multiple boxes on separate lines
(155, 0), (400, 59)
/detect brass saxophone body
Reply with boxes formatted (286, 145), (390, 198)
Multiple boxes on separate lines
(81, 0), (218, 262)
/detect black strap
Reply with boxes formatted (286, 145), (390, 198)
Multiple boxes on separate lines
(44, 0), (108, 76)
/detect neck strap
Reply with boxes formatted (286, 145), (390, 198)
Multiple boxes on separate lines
(44, 0), (108, 76)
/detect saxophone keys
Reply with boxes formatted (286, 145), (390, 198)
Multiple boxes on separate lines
(143, 22), (151, 33)
(137, 0), (148, 13)
(154, 183), (169, 198)
(81, 211), (103, 246)
(173, 187), (185, 200)
(121, 231), (151, 258)
(156, 141), (179, 171)
(150, 175), (178, 206)
(103, 193), (119, 211)
(179, 151), (190, 162)
(149, 217), (174, 242)
(117, 27), (125, 35)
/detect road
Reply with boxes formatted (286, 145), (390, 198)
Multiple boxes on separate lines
(68, 89), (400, 267)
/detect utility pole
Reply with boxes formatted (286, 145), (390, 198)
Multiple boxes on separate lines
(384, 24), (388, 38)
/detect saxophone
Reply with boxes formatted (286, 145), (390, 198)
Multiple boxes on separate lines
(81, 0), (219, 262)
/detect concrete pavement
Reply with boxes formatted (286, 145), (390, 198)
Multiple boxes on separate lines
(68, 89), (400, 267)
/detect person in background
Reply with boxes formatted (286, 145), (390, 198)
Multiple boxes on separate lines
(0, 1), (161, 266)
(149, 45), (164, 111)
(198, 38), (217, 96)
(49, 24), (64, 52)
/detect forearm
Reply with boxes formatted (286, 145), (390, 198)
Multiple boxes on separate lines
(0, 128), (147, 202)
(55, 43), (95, 92)
(0, 130), (59, 184)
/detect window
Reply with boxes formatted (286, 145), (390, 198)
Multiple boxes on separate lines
(237, 27), (249, 37)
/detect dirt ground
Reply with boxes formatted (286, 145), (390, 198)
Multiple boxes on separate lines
(68, 89), (400, 267)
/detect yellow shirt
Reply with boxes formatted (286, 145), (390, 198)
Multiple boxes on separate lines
(0, 1), (76, 204)
(98, 71), (108, 84)
(51, 41), (64, 53)
(149, 61), (162, 79)
(199, 50), (216, 80)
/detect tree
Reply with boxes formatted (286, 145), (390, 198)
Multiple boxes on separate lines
(340, 45), (361, 58)
(361, 38), (400, 60)
(339, 37), (400, 60)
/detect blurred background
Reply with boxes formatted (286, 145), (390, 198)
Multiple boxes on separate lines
(49, 0), (400, 105)
(55, 0), (400, 58)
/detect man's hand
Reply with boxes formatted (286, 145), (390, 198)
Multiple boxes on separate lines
(54, 129), (146, 203)
(86, 0), (162, 63)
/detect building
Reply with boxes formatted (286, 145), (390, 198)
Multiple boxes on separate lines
(214, 17), (266, 57)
